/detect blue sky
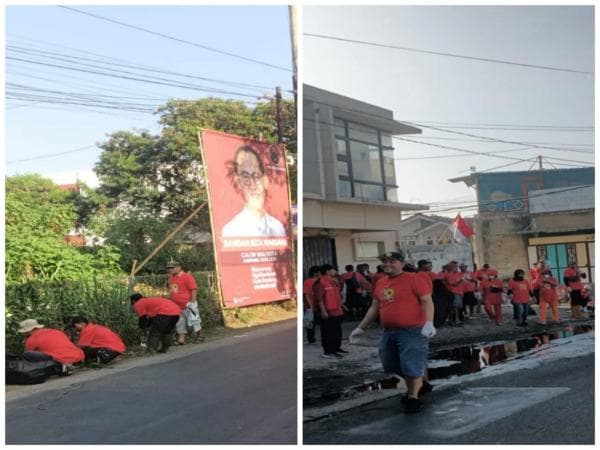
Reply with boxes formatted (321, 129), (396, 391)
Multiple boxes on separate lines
(304, 5), (595, 215)
(6, 5), (293, 185)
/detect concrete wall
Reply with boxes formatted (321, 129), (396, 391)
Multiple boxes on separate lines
(303, 198), (402, 231)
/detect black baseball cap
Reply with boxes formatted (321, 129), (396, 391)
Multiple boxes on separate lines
(379, 251), (405, 262)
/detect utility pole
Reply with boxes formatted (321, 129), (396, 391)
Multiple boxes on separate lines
(276, 86), (283, 144)
(288, 5), (298, 109)
(538, 154), (543, 170)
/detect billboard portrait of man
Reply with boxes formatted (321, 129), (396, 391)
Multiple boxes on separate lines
(222, 145), (286, 238)
(200, 130), (294, 308)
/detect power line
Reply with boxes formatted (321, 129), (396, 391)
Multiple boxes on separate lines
(59, 6), (292, 72)
(410, 120), (593, 130)
(304, 33), (594, 75)
(7, 145), (99, 164)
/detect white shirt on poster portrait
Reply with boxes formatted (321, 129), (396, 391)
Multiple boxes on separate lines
(222, 207), (286, 237)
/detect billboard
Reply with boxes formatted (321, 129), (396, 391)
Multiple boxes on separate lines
(199, 130), (295, 308)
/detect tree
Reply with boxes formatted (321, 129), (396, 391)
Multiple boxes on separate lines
(5, 174), (122, 282)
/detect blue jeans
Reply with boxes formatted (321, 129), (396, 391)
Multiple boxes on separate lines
(378, 327), (428, 378)
(514, 303), (528, 324)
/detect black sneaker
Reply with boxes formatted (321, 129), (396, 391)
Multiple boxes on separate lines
(404, 397), (423, 414)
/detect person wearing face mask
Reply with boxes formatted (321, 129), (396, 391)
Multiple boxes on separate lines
(508, 269), (533, 327)
(348, 251), (435, 414)
(481, 269), (503, 325)
(221, 145), (286, 237)
(538, 270), (559, 324)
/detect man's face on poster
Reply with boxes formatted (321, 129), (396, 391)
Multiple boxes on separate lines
(235, 150), (268, 211)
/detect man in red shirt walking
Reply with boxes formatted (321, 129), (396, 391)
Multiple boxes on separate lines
(349, 251), (435, 414)
(167, 261), (202, 345)
(68, 316), (126, 364)
(445, 262), (464, 326)
(564, 262), (585, 318)
(508, 269), (532, 327)
(130, 293), (181, 353)
(303, 265), (320, 344)
(19, 318), (84, 375)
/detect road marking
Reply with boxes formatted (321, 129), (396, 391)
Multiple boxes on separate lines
(347, 387), (570, 438)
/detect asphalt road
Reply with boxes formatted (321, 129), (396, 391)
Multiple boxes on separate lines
(6, 321), (297, 444)
(304, 353), (594, 444)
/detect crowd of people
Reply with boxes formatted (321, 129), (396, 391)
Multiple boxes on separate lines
(8, 261), (204, 385)
(303, 252), (594, 413)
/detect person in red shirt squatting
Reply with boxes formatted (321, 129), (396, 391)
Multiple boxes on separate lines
(508, 269), (533, 327)
(349, 251), (435, 414)
(313, 264), (346, 358)
(538, 270), (560, 324)
(481, 269), (503, 325)
(303, 265), (320, 344)
(68, 316), (126, 364)
(19, 318), (84, 375)
(167, 260), (202, 345)
(130, 293), (181, 353)
(563, 262), (585, 319)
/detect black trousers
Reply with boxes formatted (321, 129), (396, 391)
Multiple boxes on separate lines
(320, 315), (343, 354)
(23, 351), (63, 375)
(146, 315), (179, 353)
(81, 347), (121, 364)
(570, 289), (586, 307)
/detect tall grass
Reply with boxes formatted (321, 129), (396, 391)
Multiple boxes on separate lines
(5, 272), (222, 354)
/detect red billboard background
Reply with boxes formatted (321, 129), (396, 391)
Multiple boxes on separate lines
(200, 130), (295, 308)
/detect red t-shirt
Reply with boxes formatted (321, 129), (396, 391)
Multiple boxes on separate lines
(481, 279), (504, 305)
(508, 279), (531, 304)
(169, 272), (198, 309)
(313, 276), (343, 317)
(416, 271), (433, 291)
(371, 272), (387, 288)
(25, 328), (85, 364)
(339, 271), (372, 294)
(539, 276), (559, 303)
(303, 277), (317, 309)
(77, 323), (126, 353)
(461, 272), (475, 293)
(564, 268), (584, 290)
(477, 269), (490, 281)
(133, 297), (181, 318)
(375, 272), (431, 328)
(445, 272), (464, 295)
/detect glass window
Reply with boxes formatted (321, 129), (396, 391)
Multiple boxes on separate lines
(350, 141), (382, 182)
(383, 149), (396, 185)
(336, 158), (349, 177)
(355, 182), (384, 201)
(338, 178), (352, 198)
(381, 133), (393, 147)
(348, 122), (379, 144)
(354, 241), (385, 259)
(333, 117), (346, 137)
(386, 187), (398, 202)
(336, 138), (347, 156)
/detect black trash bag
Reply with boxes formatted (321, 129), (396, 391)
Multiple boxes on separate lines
(6, 354), (58, 385)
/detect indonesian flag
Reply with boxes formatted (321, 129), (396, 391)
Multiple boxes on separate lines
(449, 214), (475, 244)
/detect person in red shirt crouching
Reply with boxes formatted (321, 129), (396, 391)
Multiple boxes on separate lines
(349, 251), (435, 414)
(130, 293), (181, 353)
(68, 316), (126, 364)
(19, 318), (85, 376)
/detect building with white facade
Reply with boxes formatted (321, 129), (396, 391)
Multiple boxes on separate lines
(303, 85), (427, 273)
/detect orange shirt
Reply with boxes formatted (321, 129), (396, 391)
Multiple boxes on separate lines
(508, 279), (531, 304)
(375, 272), (431, 328)
(77, 323), (126, 353)
(539, 276), (559, 303)
(169, 272), (198, 309)
(25, 328), (85, 364)
(133, 297), (181, 318)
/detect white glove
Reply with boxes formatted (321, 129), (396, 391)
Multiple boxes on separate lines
(421, 321), (436, 338)
(349, 327), (365, 344)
